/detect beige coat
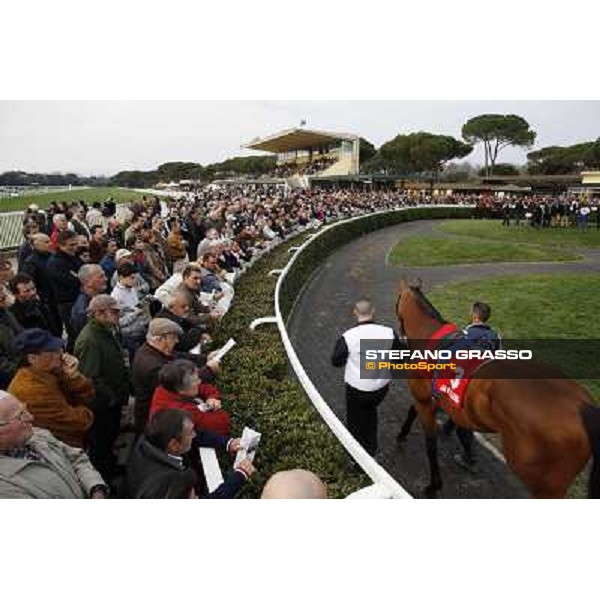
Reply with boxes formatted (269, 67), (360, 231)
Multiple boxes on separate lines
(0, 428), (105, 499)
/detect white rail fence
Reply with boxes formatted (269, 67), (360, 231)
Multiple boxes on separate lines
(0, 211), (27, 250)
(250, 205), (473, 499)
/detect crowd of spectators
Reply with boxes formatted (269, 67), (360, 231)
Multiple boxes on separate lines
(496, 196), (600, 228)
(271, 155), (337, 178)
(1, 184), (597, 499)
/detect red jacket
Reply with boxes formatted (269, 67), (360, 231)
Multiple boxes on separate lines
(150, 385), (230, 436)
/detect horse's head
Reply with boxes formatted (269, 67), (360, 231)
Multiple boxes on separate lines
(396, 277), (443, 341)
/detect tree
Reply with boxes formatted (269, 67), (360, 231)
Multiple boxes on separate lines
(527, 139), (600, 174)
(359, 138), (377, 165)
(439, 161), (479, 183)
(377, 132), (473, 178)
(462, 114), (536, 177)
(156, 162), (204, 182)
(111, 170), (158, 188)
(477, 163), (520, 177)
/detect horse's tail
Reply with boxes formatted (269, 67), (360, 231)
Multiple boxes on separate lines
(579, 403), (600, 499)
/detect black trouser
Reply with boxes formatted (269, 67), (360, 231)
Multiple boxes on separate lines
(87, 404), (123, 482)
(346, 383), (389, 456)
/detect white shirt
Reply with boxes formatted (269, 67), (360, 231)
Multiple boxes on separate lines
(342, 322), (395, 392)
(111, 282), (139, 311)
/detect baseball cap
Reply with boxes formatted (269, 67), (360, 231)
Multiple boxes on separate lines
(116, 249), (133, 262)
(15, 329), (65, 354)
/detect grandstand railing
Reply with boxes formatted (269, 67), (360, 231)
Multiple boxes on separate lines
(259, 204), (475, 499)
(0, 211), (27, 250)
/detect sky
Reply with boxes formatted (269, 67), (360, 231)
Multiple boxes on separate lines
(0, 100), (598, 176)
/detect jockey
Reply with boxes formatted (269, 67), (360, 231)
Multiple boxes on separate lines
(444, 301), (501, 468)
(462, 301), (501, 351)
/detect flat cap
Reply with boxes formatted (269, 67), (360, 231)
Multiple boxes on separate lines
(148, 318), (183, 337)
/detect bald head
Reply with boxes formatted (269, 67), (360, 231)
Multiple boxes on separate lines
(0, 391), (34, 450)
(354, 300), (374, 321)
(32, 233), (51, 252)
(261, 469), (327, 499)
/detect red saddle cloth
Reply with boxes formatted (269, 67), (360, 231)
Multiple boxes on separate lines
(433, 358), (489, 408)
(428, 324), (492, 409)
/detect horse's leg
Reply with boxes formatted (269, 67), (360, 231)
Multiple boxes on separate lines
(415, 402), (442, 497)
(396, 404), (418, 444)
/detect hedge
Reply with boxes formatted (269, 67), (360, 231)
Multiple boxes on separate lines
(214, 207), (474, 499)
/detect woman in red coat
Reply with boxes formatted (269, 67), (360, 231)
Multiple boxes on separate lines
(149, 359), (230, 437)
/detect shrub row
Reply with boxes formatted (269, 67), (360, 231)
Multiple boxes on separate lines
(215, 207), (473, 498)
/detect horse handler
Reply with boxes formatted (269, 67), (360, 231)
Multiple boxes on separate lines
(331, 300), (405, 456)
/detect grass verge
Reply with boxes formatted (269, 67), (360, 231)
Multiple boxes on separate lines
(388, 234), (578, 266)
(0, 187), (149, 212)
(437, 219), (600, 248)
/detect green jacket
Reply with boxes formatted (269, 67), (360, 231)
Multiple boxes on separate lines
(74, 318), (129, 409)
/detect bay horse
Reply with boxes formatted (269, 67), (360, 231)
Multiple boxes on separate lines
(395, 278), (600, 498)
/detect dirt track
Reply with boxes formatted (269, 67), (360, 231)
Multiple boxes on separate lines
(287, 220), (600, 498)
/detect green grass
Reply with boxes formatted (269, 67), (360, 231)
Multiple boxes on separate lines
(438, 219), (600, 248)
(428, 273), (600, 498)
(388, 234), (579, 266)
(0, 187), (150, 212)
(428, 273), (600, 339)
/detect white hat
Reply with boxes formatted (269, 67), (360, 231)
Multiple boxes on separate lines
(116, 249), (133, 262)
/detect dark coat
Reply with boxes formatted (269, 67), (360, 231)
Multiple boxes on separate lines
(155, 307), (207, 352)
(9, 299), (55, 333)
(126, 435), (246, 499)
(23, 250), (58, 307)
(74, 318), (129, 409)
(71, 292), (91, 339)
(0, 309), (23, 389)
(47, 251), (83, 303)
(17, 240), (34, 271)
(131, 342), (212, 433)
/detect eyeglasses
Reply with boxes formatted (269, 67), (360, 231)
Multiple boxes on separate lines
(0, 407), (31, 428)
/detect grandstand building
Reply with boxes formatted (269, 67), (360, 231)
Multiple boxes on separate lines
(244, 127), (360, 188)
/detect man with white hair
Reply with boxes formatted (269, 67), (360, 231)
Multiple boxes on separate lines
(50, 213), (71, 250)
(331, 300), (405, 456)
(71, 263), (108, 339)
(0, 390), (108, 499)
(156, 291), (210, 353)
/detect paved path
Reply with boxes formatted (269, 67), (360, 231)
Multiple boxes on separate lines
(288, 220), (600, 498)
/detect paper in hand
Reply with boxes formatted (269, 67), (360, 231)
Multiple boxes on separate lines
(214, 338), (236, 362)
(234, 427), (261, 468)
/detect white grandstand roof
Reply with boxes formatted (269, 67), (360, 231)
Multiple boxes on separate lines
(244, 127), (358, 154)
